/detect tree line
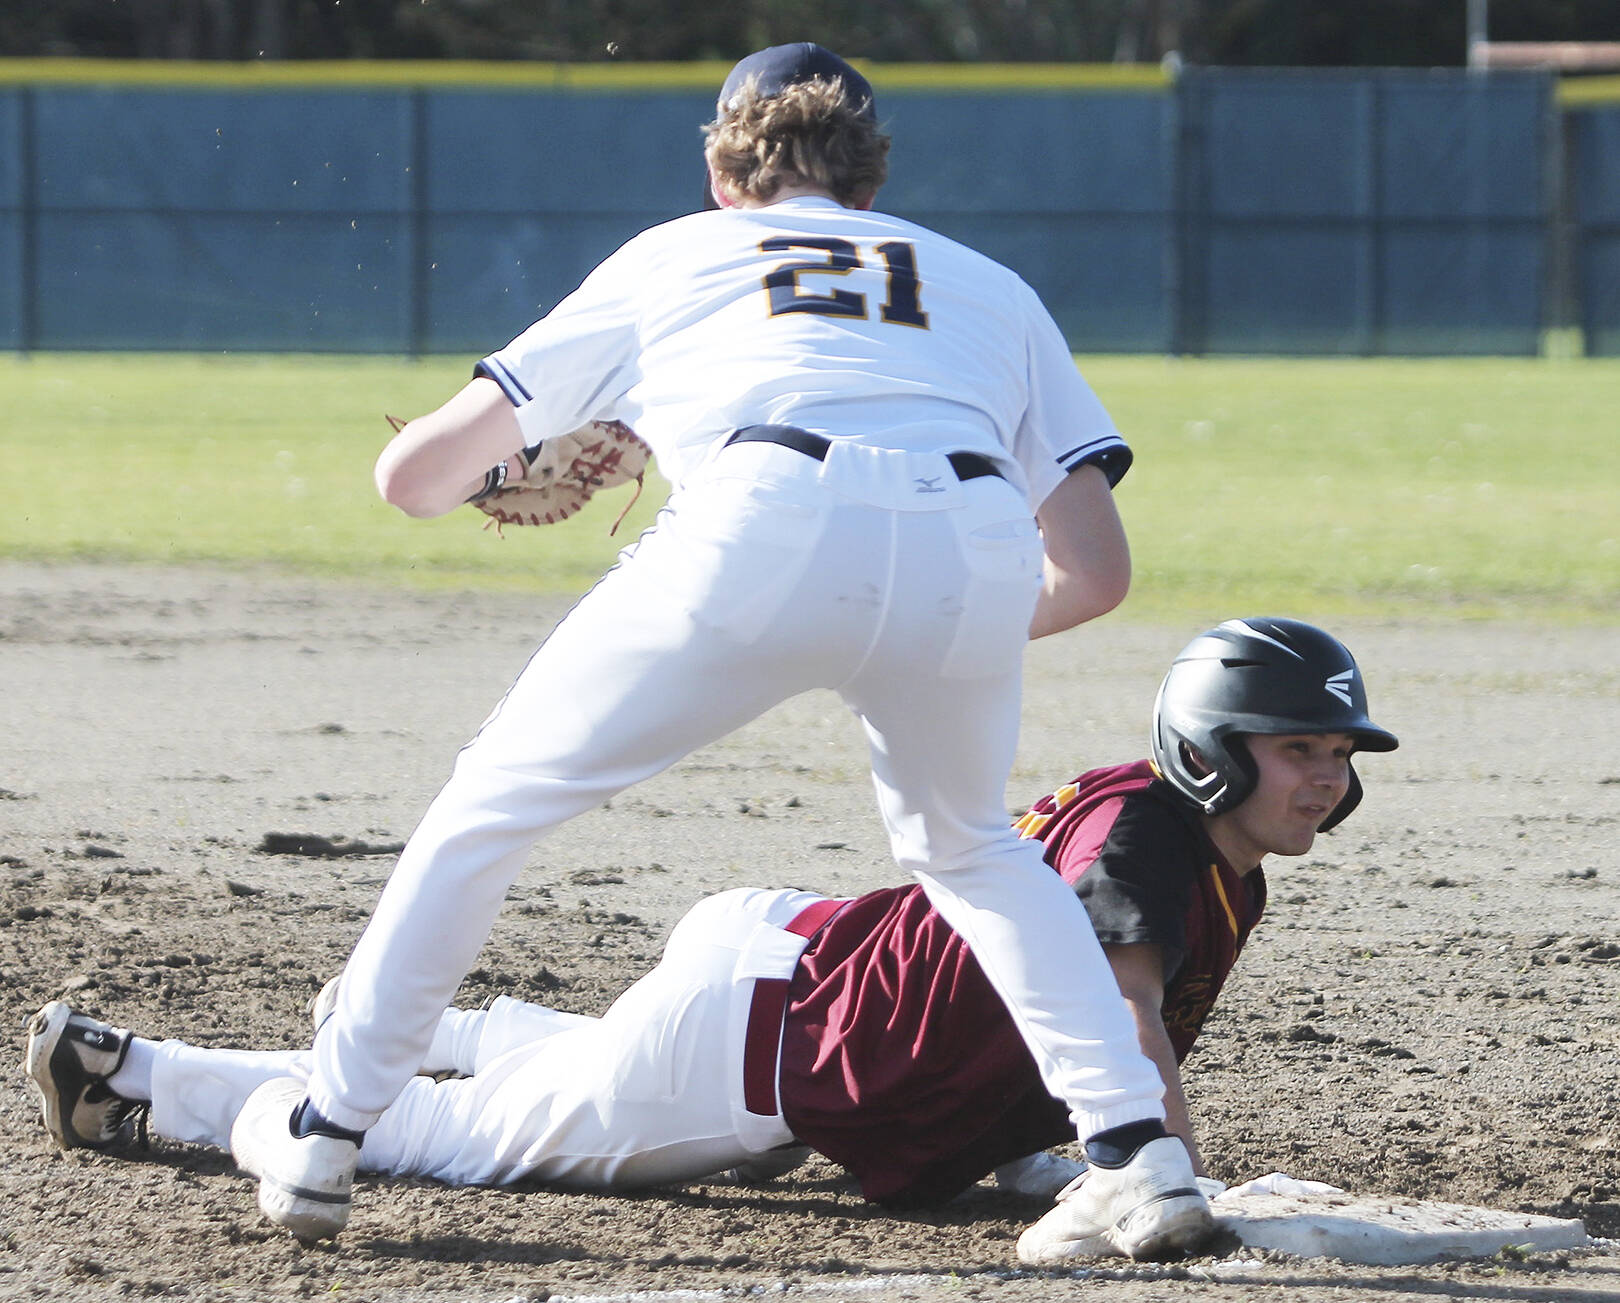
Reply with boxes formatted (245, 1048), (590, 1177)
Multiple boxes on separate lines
(6, 0), (1620, 65)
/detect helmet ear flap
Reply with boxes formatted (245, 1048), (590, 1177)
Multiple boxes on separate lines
(1200, 732), (1258, 816)
(1174, 740), (1226, 812)
(1168, 733), (1258, 816)
(1317, 759), (1363, 832)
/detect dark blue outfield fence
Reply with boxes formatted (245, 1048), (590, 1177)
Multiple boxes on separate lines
(2, 60), (1617, 355)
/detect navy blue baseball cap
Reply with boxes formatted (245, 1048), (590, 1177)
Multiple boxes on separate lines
(702, 43), (877, 209)
(719, 43), (876, 119)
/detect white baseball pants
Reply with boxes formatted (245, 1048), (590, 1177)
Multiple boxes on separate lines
(308, 439), (1166, 1141)
(150, 887), (817, 1185)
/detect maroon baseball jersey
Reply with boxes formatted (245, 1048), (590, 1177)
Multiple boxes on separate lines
(776, 758), (1267, 1206)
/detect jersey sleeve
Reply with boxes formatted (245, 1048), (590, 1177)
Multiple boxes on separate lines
(1011, 279), (1133, 510)
(474, 238), (646, 447)
(1058, 794), (1199, 978)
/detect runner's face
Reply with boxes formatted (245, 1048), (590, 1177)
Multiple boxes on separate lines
(1211, 733), (1355, 867)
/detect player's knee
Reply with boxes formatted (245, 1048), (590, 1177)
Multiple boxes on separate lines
(890, 824), (1030, 878)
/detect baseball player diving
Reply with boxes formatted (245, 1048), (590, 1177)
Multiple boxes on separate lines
(26, 619), (1398, 1264)
(30, 43), (1214, 1259)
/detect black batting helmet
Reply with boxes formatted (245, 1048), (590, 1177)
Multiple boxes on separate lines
(1151, 618), (1398, 831)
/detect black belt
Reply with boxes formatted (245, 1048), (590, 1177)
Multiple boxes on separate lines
(725, 424), (1005, 483)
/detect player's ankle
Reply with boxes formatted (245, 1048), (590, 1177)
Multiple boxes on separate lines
(1084, 1119), (1170, 1168)
(290, 1097), (367, 1147)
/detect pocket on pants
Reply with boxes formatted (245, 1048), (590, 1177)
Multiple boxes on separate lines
(939, 515), (1044, 679)
(630, 476), (828, 644)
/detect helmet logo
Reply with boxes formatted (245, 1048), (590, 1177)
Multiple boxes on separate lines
(1324, 668), (1355, 706)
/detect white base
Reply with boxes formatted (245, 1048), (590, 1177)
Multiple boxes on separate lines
(1214, 1192), (1588, 1265)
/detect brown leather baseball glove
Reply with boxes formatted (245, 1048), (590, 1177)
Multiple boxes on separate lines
(387, 416), (652, 533)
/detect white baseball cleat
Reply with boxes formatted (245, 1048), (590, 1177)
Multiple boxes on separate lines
(712, 1143), (813, 1185)
(230, 1077), (359, 1243)
(1016, 1136), (1214, 1265)
(994, 1150), (1090, 1199)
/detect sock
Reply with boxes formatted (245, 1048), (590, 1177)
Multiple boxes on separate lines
(290, 1097), (366, 1147)
(1084, 1118), (1170, 1168)
(106, 1036), (158, 1102)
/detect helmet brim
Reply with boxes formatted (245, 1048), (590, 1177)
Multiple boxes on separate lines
(1220, 715), (1399, 754)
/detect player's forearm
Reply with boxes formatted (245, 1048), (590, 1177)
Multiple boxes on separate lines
(1129, 1006), (1205, 1176)
(375, 378), (525, 518)
(1105, 941), (1207, 1175)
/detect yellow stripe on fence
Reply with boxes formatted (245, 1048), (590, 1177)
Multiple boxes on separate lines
(0, 57), (1169, 93)
(1559, 74), (1620, 107)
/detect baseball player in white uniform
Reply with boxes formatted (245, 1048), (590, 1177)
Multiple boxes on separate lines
(121, 44), (1212, 1258)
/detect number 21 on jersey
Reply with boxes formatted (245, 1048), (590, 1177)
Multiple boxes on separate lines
(760, 237), (930, 329)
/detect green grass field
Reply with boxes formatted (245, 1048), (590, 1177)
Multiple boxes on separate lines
(3, 352), (1616, 622)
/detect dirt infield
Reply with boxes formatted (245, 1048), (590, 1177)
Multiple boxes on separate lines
(3, 560), (1617, 1302)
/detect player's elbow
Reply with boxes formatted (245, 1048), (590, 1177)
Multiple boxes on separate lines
(375, 448), (454, 518)
(1031, 539), (1132, 637)
(1085, 556), (1133, 622)
(1088, 554), (1132, 618)
(1031, 563), (1131, 640)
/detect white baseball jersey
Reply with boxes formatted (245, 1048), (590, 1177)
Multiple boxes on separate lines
(476, 195), (1125, 508)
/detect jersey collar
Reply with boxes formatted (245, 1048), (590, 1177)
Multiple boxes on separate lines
(762, 194), (848, 210)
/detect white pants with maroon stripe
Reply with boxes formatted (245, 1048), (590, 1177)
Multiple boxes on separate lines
(150, 888), (817, 1187)
(306, 440), (1167, 1143)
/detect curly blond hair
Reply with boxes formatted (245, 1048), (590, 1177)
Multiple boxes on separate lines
(703, 76), (890, 208)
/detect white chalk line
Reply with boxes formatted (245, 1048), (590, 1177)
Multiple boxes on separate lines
(513, 1258), (1280, 1303)
(493, 1236), (1620, 1303)
(436, 1237), (1620, 1303)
